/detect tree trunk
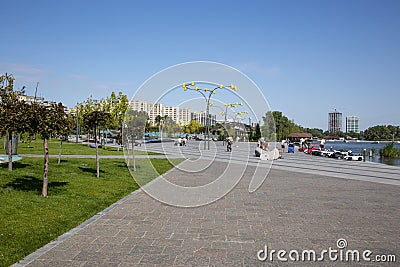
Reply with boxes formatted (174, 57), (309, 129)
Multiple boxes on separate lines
(126, 134), (130, 166)
(132, 137), (136, 171)
(42, 137), (49, 197)
(95, 126), (99, 178)
(58, 140), (63, 165)
(8, 132), (13, 172)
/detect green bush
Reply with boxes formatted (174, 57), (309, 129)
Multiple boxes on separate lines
(379, 143), (400, 158)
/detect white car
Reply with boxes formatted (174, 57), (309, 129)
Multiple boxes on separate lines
(344, 153), (364, 161)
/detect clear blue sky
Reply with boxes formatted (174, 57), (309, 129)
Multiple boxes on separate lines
(1, 0), (399, 130)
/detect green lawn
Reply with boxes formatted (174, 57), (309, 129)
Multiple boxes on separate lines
(9, 139), (160, 156)
(0, 157), (183, 267)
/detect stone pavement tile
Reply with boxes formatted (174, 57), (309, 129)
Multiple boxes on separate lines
(192, 234), (226, 242)
(123, 237), (155, 247)
(115, 229), (147, 239)
(139, 254), (175, 265)
(98, 243), (135, 254)
(151, 238), (184, 247)
(143, 230), (175, 239)
(25, 259), (86, 267)
(91, 235), (128, 245)
(173, 255), (210, 266)
(209, 257), (243, 267)
(193, 247), (227, 258)
(35, 248), (81, 261)
(130, 244), (166, 255)
(168, 232), (197, 241)
(181, 240), (213, 251)
(78, 224), (121, 237)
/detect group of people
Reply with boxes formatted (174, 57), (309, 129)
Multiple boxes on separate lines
(176, 137), (187, 146)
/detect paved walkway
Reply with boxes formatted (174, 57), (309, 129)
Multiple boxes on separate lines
(15, 142), (399, 266)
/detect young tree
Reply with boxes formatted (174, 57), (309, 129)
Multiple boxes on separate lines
(57, 112), (74, 165)
(123, 110), (147, 171)
(0, 73), (30, 171)
(34, 103), (69, 196)
(83, 110), (112, 177)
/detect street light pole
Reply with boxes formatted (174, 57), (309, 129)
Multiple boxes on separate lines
(183, 82), (238, 150)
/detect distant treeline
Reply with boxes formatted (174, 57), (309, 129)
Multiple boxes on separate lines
(266, 111), (399, 141)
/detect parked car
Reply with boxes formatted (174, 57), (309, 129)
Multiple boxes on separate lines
(333, 150), (350, 160)
(344, 152), (364, 161)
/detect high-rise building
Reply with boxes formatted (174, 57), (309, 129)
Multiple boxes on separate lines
(346, 116), (360, 133)
(129, 100), (148, 112)
(328, 109), (342, 132)
(191, 111), (216, 126)
(163, 105), (179, 123)
(179, 108), (191, 125)
(129, 100), (216, 127)
(147, 103), (163, 125)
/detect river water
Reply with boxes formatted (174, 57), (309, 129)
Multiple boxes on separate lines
(325, 141), (400, 166)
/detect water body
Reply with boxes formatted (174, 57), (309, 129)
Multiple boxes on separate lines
(325, 141), (400, 166)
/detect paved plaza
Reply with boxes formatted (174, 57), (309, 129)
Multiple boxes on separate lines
(16, 141), (400, 266)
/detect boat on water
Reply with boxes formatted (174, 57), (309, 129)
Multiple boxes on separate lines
(371, 141), (380, 144)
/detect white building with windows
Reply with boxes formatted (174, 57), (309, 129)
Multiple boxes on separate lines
(163, 105), (179, 123)
(129, 100), (148, 113)
(129, 100), (216, 127)
(191, 111), (217, 127)
(346, 116), (360, 133)
(178, 108), (191, 125)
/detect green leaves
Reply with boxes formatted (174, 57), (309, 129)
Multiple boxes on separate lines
(83, 110), (112, 130)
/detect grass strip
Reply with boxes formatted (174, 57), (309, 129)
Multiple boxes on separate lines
(0, 157), (182, 266)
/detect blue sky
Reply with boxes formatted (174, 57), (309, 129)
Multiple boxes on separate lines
(1, 0), (399, 130)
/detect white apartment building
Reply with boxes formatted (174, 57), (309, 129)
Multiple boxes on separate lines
(179, 108), (191, 125)
(191, 111), (217, 126)
(147, 103), (163, 125)
(129, 100), (148, 112)
(346, 116), (360, 133)
(163, 105), (179, 123)
(129, 100), (216, 127)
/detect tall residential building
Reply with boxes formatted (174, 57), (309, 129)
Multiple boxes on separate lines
(346, 116), (360, 133)
(129, 100), (148, 112)
(328, 109), (342, 132)
(163, 105), (179, 123)
(147, 103), (164, 125)
(179, 108), (191, 125)
(191, 111), (217, 127)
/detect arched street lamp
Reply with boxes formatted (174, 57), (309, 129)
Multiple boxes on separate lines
(182, 82), (237, 150)
(220, 102), (243, 145)
(232, 110), (248, 140)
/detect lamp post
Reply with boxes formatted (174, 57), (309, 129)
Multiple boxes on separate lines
(220, 102), (242, 145)
(232, 110), (248, 141)
(183, 82), (237, 150)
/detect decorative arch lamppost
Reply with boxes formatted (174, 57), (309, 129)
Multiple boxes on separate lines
(232, 110), (249, 140)
(220, 102), (242, 145)
(182, 82), (238, 150)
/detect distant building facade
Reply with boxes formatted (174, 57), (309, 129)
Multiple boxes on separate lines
(191, 111), (216, 126)
(328, 109), (342, 132)
(163, 105), (179, 123)
(129, 100), (148, 113)
(179, 108), (191, 125)
(346, 116), (360, 133)
(130, 100), (212, 126)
